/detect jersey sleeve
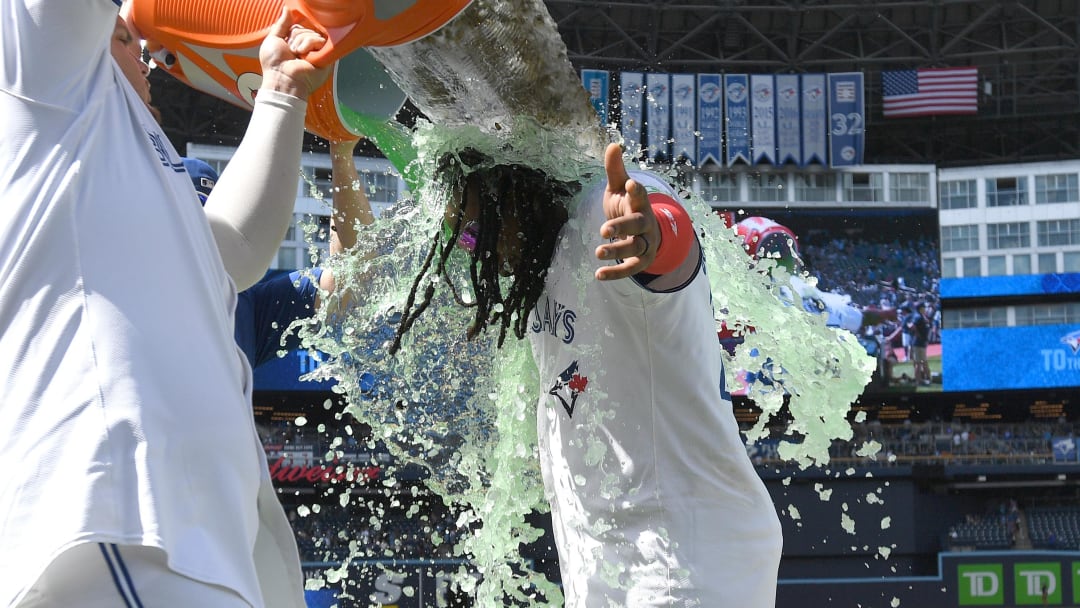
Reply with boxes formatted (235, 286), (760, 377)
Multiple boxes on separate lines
(0, 0), (118, 104)
(243, 269), (323, 369)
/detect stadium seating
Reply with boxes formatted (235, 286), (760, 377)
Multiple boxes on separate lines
(1027, 506), (1080, 550)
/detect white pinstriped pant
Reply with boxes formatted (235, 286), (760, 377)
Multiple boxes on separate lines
(17, 543), (251, 607)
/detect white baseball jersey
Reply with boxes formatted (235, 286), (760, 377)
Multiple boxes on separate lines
(0, 2), (301, 606)
(529, 172), (783, 607)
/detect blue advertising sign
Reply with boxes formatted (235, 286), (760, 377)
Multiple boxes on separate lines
(800, 74), (828, 166)
(253, 349), (338, 392)
(775, 74), (801, 165)
(580, 69), (609, 127)
(827, 72), (865, 167)
(724, 74), (751, 166)
(750, 74), (777, 165)
(942, 325), (1080, 392)
(941, 273), (1080, 299)
(697, 73), (723, 167)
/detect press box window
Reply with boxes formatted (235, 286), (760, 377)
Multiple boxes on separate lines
(985, 176), (1027, 207)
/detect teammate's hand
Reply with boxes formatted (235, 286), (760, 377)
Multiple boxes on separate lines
(258, 8), (331, 100)
(595, 143), (661, 281)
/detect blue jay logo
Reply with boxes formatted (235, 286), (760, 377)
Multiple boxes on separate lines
(1061, 330), (1080, 353)
(699, 82), (722, 103)
(548, 361), (589, 418)
(727, 81), (747, 103)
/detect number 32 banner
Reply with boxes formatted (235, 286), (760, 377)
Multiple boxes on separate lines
(827, 72), (865, 167)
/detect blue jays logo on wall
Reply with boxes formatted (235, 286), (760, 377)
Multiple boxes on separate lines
(1053, 436), (1077, 462)
(804, 83), (823, 102)
(726, 80), (747, 103)
(753, 82), (772, 102)
(651, 82), (668, 99)
(548, 361), (589, 418)
(780, 84), (798, 102)
(700, 81), (721, 103)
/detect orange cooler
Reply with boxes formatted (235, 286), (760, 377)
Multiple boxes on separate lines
(128, 0), (471, 169)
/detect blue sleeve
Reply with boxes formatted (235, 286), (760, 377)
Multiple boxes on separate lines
(235, 269), (323, 369)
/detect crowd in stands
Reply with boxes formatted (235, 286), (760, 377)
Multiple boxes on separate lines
(751, 419), (1078, 467)
(260, 414), (1079, 475)
(800, 235), (940, 313)
(945, 499), (1021, 551)
(257, 412), (1080, 565)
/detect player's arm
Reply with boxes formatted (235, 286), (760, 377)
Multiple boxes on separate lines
(202, 10), (330, 290)
(595, 143), (699, 287)
(315, 139), (375, 309)
(2, 1), (119, 101)
(327, 138), (374, 256)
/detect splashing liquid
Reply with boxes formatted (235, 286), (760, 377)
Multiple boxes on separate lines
(295, 121), (873, 606)
(292, 0), (874, 604)
(368, 0), (607, 159)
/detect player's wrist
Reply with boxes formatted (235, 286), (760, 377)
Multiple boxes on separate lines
(644, 195), (694, 275)
(259, 68), (316, 100)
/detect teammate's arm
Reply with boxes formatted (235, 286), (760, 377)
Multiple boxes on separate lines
(2, 1), (118, 103)
(327, 138), (374, 256)
(315, 138), (375, 309)
(202, 10), (331, 290)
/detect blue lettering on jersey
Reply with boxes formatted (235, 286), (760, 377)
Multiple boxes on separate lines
(530, 297), (576, 344)
(147, 130), (186, 173)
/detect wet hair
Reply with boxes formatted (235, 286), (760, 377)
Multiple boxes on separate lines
(389, 149), (579, 353)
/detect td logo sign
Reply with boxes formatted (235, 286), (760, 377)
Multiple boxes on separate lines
(958, 561), (1078, 605)
(959, 564), (1003, 605)
(1014, 562), (1060, 605)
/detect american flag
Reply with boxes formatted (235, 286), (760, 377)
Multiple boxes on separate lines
(881, 67), (978, 118)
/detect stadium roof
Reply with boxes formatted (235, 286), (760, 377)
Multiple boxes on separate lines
(154, 0), (1079, 167)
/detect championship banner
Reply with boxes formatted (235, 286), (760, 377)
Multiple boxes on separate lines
(827, 72), (865, 167)
(800, 74), (828, 166)
(581, 69), (610, 127)
(697, 73), (722, 167)
(671, 73), (696, 164)
(645, 72), (671, 162)
(775, 74), (801, 165)
(750, 74), (776, 165)
(619, 72), (644, 156)
(724, 74), (750, 166)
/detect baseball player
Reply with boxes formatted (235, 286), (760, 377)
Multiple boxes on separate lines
(0, 1), (328, 605)
(393, 142), (784, 606)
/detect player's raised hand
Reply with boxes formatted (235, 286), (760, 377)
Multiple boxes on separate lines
(258, 7), (332, 100)
(595, 143), (661, 280)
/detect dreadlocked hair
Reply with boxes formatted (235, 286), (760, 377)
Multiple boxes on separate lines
(389, 148), (579, 354)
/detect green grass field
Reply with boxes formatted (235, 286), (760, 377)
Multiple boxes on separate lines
(882, 355), (943, 393)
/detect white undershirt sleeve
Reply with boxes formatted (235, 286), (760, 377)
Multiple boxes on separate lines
(204, 89), (307, 290)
